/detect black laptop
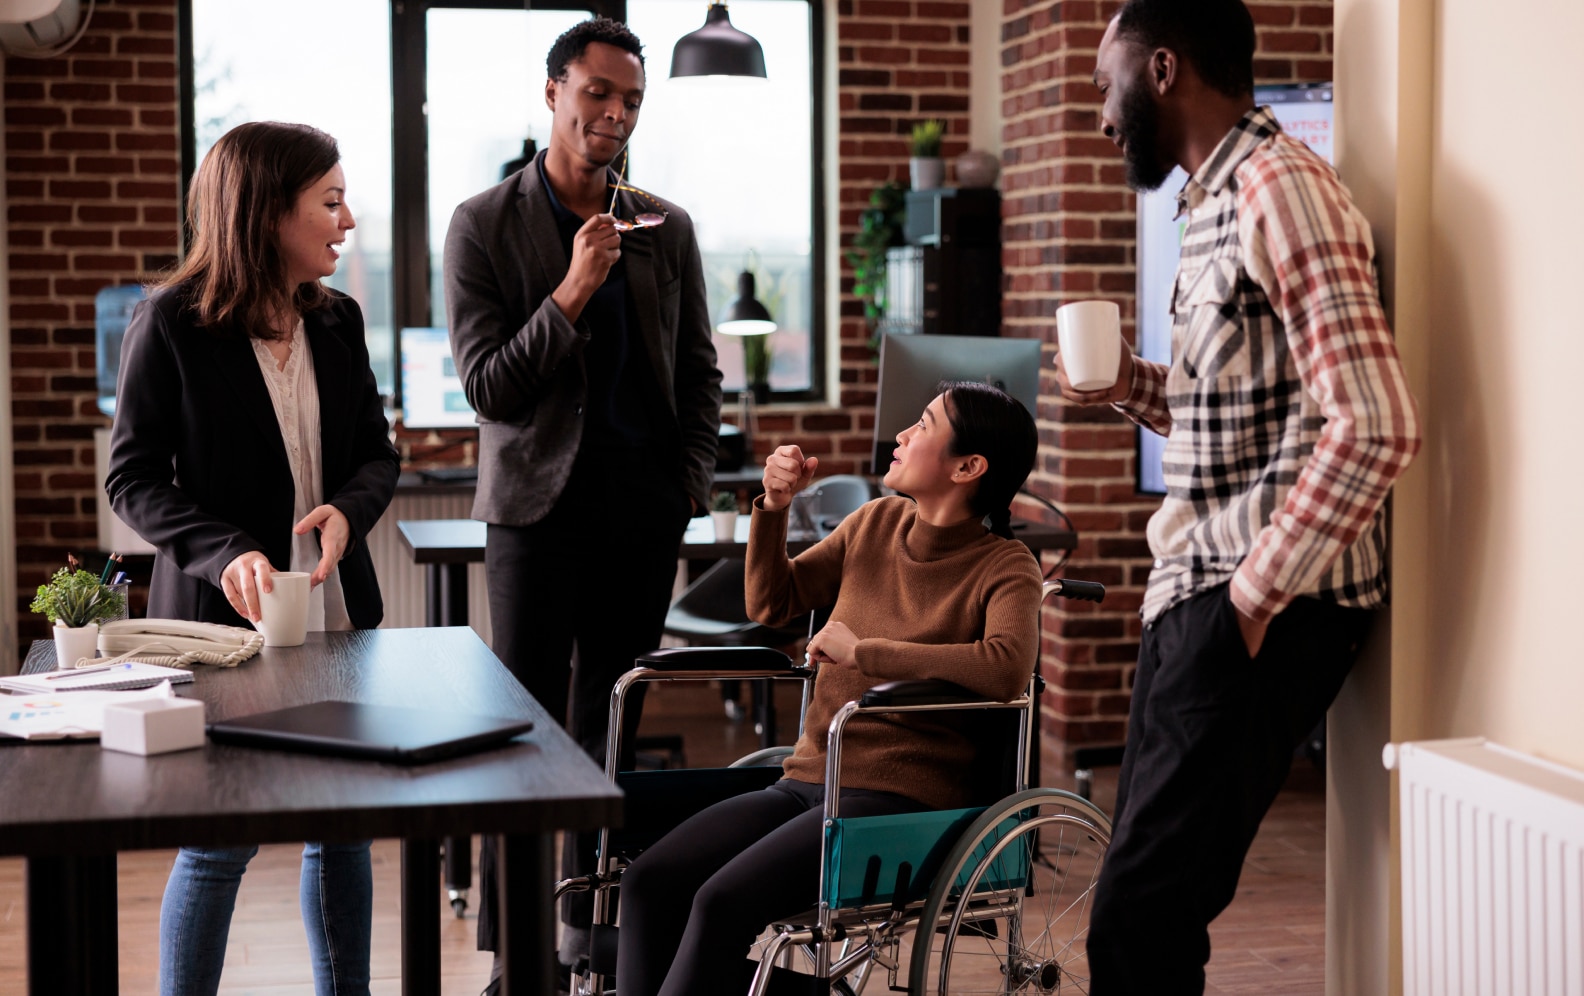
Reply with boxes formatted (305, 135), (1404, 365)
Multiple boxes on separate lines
(207, 700), (534, 764)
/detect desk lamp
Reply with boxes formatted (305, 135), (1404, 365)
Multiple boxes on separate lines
(670, 3), (768, 80)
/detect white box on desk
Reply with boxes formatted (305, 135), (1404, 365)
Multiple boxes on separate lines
(100, 695), (205, 755)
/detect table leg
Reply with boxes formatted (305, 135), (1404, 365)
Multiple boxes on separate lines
(27, 853), (118, 995)
(497, 832), (555, 996)
(401, 838), (441, 995)
(423, 565), (475, 917)
(423, 563), (470, 629)
(445, 835), (471, 916)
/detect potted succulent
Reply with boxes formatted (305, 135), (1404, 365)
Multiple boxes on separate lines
(31, 558), (127, 669)
(709, 491), (740, 542)
(909, 119), (947, 191)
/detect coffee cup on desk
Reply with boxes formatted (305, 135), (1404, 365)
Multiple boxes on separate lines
(1056, 300), (1123, 392)
(253, 571), (310, 647)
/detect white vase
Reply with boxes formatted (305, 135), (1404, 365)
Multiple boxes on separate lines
(910, 156), (946, 191)
(711, 510), (739, 542)
(54, 621), (100, 670)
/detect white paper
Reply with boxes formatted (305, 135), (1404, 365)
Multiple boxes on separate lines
(0, 682), (178, 740)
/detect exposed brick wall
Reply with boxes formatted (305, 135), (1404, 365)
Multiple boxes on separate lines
(6, 0), (180, 647)
(998, 0), (1334, 760)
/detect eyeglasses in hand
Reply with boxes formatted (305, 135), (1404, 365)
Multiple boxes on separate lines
(607, 150), (668, 232)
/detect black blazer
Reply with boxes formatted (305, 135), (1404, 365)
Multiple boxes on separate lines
(443, 149), (723, 526)
(106, 282), (400, 628)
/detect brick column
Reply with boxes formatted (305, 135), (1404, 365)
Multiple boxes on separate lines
(6, 0), (181, 646)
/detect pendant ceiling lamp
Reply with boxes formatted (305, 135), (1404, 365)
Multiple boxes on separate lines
(669, 3), (768, 81)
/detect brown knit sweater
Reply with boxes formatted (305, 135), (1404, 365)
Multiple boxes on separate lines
(745, 494), (1042, 810)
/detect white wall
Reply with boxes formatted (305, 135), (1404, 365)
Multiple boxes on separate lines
(1420, 0), (1584, 768)
(1330, 0), (1584, 991)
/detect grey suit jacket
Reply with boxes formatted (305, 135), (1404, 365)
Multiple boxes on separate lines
(443, 151), (723, 527)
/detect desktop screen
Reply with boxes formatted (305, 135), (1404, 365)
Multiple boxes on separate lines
(1134, 82), (1334, 494)
(400, 327), (476, 430)
(871, 333), (1041, 473)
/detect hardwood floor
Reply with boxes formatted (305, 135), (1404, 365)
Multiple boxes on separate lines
(0, 680), (1327, 994)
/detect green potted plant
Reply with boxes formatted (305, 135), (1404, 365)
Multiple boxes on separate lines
(31, 558), (126, 669)
(742, 334), (773, 404)
(843, 180), (909, 345)
(909, 118), (947, 191)
(709, 491), (740, 542)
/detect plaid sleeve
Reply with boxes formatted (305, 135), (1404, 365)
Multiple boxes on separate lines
(1112, 355), (1171, 436)
(1230, 147), (1422, 624)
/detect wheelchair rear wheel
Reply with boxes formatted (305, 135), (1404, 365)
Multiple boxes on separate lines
(907, 789), (1110, 995)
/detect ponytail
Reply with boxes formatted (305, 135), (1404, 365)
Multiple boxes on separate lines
(987, 506), (1015, 540)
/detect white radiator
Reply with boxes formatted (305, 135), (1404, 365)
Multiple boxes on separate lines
(365, 493), (492, 637)
(1384, 738), (1584, 996)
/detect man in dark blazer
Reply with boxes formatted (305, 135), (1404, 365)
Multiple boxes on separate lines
(442, 17), (722, 979)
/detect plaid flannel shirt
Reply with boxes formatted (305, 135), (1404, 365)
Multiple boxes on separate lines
(1117, 107), (1421, 626)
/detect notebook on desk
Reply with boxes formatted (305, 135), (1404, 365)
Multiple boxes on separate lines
(206, 700), (533, 764)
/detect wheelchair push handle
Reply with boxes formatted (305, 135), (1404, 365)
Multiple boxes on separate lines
(1045, 578), (1105, 603)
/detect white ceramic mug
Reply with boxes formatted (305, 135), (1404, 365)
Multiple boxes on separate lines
(1056, 300), (1123, 392)
(253, 571), (310, 648)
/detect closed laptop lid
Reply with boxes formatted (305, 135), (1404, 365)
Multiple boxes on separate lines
(207, 700), (533, 764)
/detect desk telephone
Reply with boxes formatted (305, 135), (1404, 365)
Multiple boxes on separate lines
(94, 618), (263, 669)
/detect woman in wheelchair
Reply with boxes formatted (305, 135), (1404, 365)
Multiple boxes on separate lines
(616, 381), (1043, 996)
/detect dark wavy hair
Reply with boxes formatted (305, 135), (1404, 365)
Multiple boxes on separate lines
(939, 380), (1039, 539)
(158, 121), (339, 338)
(547, 16), (645, 82)
(1115, 0), (1256, 99)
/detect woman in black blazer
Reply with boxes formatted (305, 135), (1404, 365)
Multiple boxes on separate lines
(106, 121), (398, 996)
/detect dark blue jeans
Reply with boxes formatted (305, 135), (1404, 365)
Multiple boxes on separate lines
(1086, 584), (1374, 995)
(159, 841), (372, 995)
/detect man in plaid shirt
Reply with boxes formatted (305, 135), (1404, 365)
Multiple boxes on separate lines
(1060, 0), (1422, 990)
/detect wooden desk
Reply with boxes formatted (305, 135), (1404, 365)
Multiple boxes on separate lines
(1, 628), (620, 996)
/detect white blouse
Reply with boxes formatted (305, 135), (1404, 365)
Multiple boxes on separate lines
(251, 321), (351, 632)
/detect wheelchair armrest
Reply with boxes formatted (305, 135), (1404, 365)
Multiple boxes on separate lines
(635, 645), (800, 673)
(859, 679), (994, 708)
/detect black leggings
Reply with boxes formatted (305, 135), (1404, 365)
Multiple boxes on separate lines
(615, 779), (924, 996)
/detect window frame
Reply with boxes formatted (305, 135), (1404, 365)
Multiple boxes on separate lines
(179, 0), (827, 409)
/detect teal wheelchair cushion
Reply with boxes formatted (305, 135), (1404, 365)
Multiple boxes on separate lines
(823, 806), (1034, 909)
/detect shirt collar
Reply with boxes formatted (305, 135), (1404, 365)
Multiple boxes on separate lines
(1174, 105), (1283, 216)
(535, 154), (620, 226)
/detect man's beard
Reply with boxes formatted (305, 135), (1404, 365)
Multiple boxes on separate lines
(1119, 82), (1174, 192)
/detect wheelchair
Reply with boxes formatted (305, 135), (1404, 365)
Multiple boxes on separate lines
(556, 579), (1112, 995)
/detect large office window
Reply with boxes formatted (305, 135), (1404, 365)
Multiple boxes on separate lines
(189, 0), (396, 393)
(189, 0), (820, 408)
(625, 1), (817, 396)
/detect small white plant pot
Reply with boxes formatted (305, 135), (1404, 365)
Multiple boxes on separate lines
(711, 510), (739, 543)
(910, 155), (946, 191)
(54, 621), (100, 670)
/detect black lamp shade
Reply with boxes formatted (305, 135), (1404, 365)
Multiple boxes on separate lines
(717, 270), (776, 335)
(670, 4), (768, 80)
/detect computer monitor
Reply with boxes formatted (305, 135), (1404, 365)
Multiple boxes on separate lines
(399, 327), (476, 430)
(1134, 82), (1335, 494)
(871, 333), (1041, 472)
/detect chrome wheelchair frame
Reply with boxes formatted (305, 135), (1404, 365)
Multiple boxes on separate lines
(558, 580), (1112, 995)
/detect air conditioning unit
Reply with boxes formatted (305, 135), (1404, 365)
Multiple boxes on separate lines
(0, 0), (84, 56)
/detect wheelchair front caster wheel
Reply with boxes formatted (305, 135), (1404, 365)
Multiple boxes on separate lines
(449, 888), (469, 918)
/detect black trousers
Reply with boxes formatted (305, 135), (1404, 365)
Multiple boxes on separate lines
(615, 779), (924, 996)
(477, 447), (692, 951)
(1086, 583), (1374, 995)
